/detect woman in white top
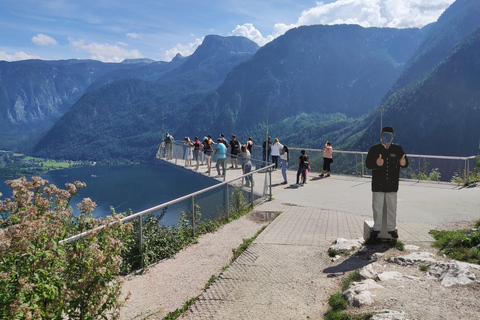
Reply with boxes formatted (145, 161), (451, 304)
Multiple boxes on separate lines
(270, 138), (283, 170)
(184, 137), (194, 166)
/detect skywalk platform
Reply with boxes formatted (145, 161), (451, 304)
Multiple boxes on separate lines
(124, 157), (480, 320)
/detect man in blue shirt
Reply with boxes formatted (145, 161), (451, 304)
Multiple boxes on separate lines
(214, 138), (227, 177)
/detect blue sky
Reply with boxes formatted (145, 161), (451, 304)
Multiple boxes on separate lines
(0, 0), (455, 63)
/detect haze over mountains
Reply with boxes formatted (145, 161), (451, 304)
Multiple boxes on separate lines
(1, 0), (479, 160)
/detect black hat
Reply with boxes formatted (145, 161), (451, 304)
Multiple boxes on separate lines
(381, 127), (394, 134)
(220, 133), (224, 137)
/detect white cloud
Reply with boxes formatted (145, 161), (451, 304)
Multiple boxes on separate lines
(230, 23), (275, 46)
(164, 37), (204, 61)
(296, 0), (456, 29)
(229, 0), (454, 49)
(70, 38), (143, 62)
(31, 34), (58, 46)
(0, 51), (41, 61)
(127, 33), (141, 39)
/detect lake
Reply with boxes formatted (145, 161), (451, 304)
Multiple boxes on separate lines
(0, 162), (221, 226)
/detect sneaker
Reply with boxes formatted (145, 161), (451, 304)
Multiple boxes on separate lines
(371, 231), (380, 239)
(319, 174), (324, 177)
(388, 231), (399, 239)
(326, 173), (330, 177)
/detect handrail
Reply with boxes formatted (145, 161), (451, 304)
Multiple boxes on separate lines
(60, 161), (275, 244)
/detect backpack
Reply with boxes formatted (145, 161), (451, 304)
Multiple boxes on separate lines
(302, 155), (310, 169)
(233, 140), (240, 153)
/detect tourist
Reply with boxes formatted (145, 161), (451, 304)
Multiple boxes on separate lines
(203, 137), (213, 174)
(165, 132), (174, 159)
(193, 136), (202, 171)
(270, 138), (283, 170)
(296, 150), (310, 185)
(228, 134), (241, 169)
(365, 127), (408, 239)
(262, 136), (272, 165)
(240, 145), (254, 187)
(220, 133), (228, 147)
(184, 137), (194, 167)
(214, 138), (227, 177)
(280, 145), (289, 184)
(320, 141), (333, 177)
(246, 137), (253, 154)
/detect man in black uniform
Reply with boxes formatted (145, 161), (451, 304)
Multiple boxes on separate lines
(365, 127), (408, 239)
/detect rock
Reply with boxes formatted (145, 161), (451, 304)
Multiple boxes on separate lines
(359, 263), (380, 280)
(329, 237), (364, 253)
(404, 245), (420, 251)
(388, 252), (437, 266)
(369, 252), (385, 261)
(427, 262), (479, 287)
(377, 271), (405, 281)
(342, 279), (383, 307)
(371, 309), (410, 320)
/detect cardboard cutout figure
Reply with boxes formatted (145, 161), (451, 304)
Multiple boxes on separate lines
(365, 127), (408, 239)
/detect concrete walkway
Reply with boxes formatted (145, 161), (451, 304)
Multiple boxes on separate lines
(134, 159), (480, 319)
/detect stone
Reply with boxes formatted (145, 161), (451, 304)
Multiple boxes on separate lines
(329, 237), (364, 253)
(404, 245), (420, 251)
(388, 252), (437, 266)
(427, 262), (479, 287)
(359, 263), (380, 280)
(342, 279), (383, 307)
(371, 309), (410, 320)
(377, 271), (405, 281)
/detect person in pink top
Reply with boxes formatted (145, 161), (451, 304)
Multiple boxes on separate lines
(320, 141), (333, 177)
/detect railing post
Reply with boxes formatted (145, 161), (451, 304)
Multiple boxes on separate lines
(250, 174), (254, 207)
(191, 195), (195, 237)
(225, 184), (229, 220)
(465, 158), (470, 186)
(361, 153), (364, 177)
(269, 167), (272, 201)
(138, 215), (143, 268)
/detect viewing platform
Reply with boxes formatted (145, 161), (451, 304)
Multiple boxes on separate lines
(121, 147), (480, 319)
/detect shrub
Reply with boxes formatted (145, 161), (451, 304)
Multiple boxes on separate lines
(0, 176), (132, 319)
(328, 292), (348, 311)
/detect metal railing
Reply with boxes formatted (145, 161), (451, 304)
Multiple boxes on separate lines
(61, 147), (274, 268)
(250, 144), (478, 185)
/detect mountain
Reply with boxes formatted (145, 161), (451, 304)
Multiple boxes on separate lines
(344, 25), (480, 157)
(178, 24), (426, 138)
(32, 36), (259, 161)
(387, 0), (480, 93)
(0, 59), (171, 150)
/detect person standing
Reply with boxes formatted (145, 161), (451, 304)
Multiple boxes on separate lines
(240, 145), (254, 187)
(193, 136), (202, 171)
(296, 150), (310, 185)
(203, 137), (213, 174)
(280, 145), (289, 185)
(320, 141), (333, 177)
(262, 136), (272, 164)
(228, 134), (241, 169)
(365, 127), (408, 239)
(246, 137), (253, 154)
(214, 138), (227, 177)
(165, 132), (174, 159)
(184, 137), (194, 167)
(270, 138), (283, 170)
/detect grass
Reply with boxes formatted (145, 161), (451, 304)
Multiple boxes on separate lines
(419, 264), (429, 272)
(429, 219), (480, 264)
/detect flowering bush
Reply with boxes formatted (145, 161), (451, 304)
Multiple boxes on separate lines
(0, 176), (132, 320)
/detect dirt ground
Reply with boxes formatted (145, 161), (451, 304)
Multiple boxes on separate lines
(331, 222), (480, 320)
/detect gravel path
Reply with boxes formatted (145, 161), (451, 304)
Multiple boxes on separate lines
(118, 212), (272, 320)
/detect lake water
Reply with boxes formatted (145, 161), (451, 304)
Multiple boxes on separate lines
(0, 163), (220, 226)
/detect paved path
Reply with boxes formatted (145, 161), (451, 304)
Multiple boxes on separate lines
(125, 158), (480, 319)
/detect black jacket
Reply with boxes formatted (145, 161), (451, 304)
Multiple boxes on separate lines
(365, 143), (408, 192)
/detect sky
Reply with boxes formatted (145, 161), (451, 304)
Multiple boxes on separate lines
(0, 0), (456, 63)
